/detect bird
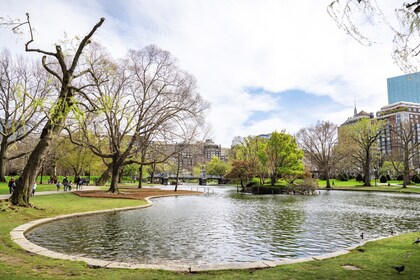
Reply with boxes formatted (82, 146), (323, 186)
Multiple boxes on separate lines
(413, 237), (420, 244)
(393, 265), (405, 273)
(360, 232), (364, 239)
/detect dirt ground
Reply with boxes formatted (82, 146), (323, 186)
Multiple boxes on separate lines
(73, 187), (201, 200)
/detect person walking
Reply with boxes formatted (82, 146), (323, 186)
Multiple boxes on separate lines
(8, 177), (16, 194)
(31, 182), (37, 196)
(63, 177), (69, 191)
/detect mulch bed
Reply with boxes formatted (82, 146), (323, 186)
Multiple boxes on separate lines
(73, 187), (201, 200)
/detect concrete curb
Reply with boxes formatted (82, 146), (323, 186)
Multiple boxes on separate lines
(10, 195), (390, 272)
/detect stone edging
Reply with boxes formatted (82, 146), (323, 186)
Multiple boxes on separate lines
(10, 195), (388, 272)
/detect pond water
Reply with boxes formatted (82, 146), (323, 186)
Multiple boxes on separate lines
(26, 186), (420, 265)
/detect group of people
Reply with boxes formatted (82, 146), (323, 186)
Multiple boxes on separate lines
(55, 176), (88, 191)
(7, 175), (90, 196)
(8, 177), (37, 196)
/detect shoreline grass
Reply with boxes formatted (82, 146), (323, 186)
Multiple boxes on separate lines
(0, 193), (419, 279)
(317, 179), (420, 194)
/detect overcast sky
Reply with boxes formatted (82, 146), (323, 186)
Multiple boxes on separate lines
(0, 0), (403, 146)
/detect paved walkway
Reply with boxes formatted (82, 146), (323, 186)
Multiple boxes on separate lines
(0, 185), (100, 201)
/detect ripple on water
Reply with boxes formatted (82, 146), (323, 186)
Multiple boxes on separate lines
(25, 187), (420, 265)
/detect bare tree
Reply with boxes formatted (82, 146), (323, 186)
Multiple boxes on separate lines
(297, 121), (343, 188)
(4, 14), (105, 206)
(68, 45), (208, 193)
(389, 120), (420, 187)
(328, 1), (420, 72)
(342, 118), (384, 186)
(0, 49), (51, 182)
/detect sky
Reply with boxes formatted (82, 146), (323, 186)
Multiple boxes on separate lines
(0, 0), (404, 147)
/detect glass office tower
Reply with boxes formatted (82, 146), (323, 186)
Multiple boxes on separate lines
(387, 72), (420, 104)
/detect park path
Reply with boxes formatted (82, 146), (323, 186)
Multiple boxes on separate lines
(0, 185), (100, 201)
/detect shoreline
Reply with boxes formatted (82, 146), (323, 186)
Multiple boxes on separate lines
(11, 193), (392, 272)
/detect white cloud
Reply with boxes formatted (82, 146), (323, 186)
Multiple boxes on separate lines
(1, 0), (404, 146)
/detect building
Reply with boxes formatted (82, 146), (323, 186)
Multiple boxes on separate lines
(376, 102), (420, 167)
(203, 139), (222, 160)
(387, 72), (420, 104)
(340, 106), (374, 127)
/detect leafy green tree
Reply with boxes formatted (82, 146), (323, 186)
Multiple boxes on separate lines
(206, 156), (230, 176)
(225, 159), (255, 189)
(266, 131), (304, 186)
(230, 135), (268, 185)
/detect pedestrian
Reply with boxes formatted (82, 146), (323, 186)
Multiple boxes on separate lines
(63, 177), (69, 191)
(68, 181), (72, 191)
(332, 181), (335, 187)
(31, 182), (37, 196)
(8, 177), (16, 194)
(56, 182), (61, 191)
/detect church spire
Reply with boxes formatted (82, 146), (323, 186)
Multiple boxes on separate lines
(354, 97), (357, 117)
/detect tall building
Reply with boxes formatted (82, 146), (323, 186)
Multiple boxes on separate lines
(387, 72), (420, 104)
(376, 101), (420, 167)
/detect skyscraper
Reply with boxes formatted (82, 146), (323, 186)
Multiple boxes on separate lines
(387, 72), (420, 104)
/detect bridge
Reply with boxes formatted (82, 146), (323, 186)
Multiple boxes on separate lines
(150, 173), (228, 185)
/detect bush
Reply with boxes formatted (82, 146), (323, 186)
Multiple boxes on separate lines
(287, 178), (318, 195)
(337, 173), (348, 181)
(386, 174), (391, 181)
(379, 175), (387, 183)
(412, 174), (420, 184)
(396, 174), (403, 181)
(356, 174), (363, 182)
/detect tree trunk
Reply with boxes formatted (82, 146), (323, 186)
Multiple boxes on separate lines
(39, 164), (44, 184)
(364, 148), (371, 186)
(149, 163), (156, 184)
(96, 164), (112, 186)
(118, 168), (123, 183)
(174, 156), (181, 192)
(270, 175), (277, 186)
(0, 139), (8, 182)
(138, 164), (143, 188)
(11, 122), (60, 206)
(403, 153), (410, 188)
(108, 162), (120, 193)
(325, 172), (331, 189)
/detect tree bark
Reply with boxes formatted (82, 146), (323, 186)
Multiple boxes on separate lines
(403, 152), (410, 188)
(149, 163), (156, 184)
(96, 164), (112, 186)
(0, 138), (8, 182)
(11, 121), (61, 206)
(108, 161), (120, 193)
(364, 148), (371, 186)
(325, 171), (331, 189)
(138, 164), (143, 188)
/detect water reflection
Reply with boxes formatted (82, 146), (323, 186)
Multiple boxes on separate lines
(26, 186), (420, 265)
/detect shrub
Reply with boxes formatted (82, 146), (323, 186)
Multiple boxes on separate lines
(386, 174), (391, 181)
(396, 174), (404, 181)
(287, 178), (318, 195)
(356, 174), (363, 182)
(412, 174), (420, 184)
(337, 173), (348, 181)
(379, 175), (387, 183)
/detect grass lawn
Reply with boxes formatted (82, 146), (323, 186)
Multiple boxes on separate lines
(318, 179), (420, 194)
(0, 192), (419, 279)
(0, 182), (59, 195)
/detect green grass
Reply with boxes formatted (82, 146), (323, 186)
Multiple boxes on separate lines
(317, 179), (420, 194)
(0, 192), (419, 279)
(0, 182), (60, 195)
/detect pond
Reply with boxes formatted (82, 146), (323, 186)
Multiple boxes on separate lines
(26, 186), (420, 265)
